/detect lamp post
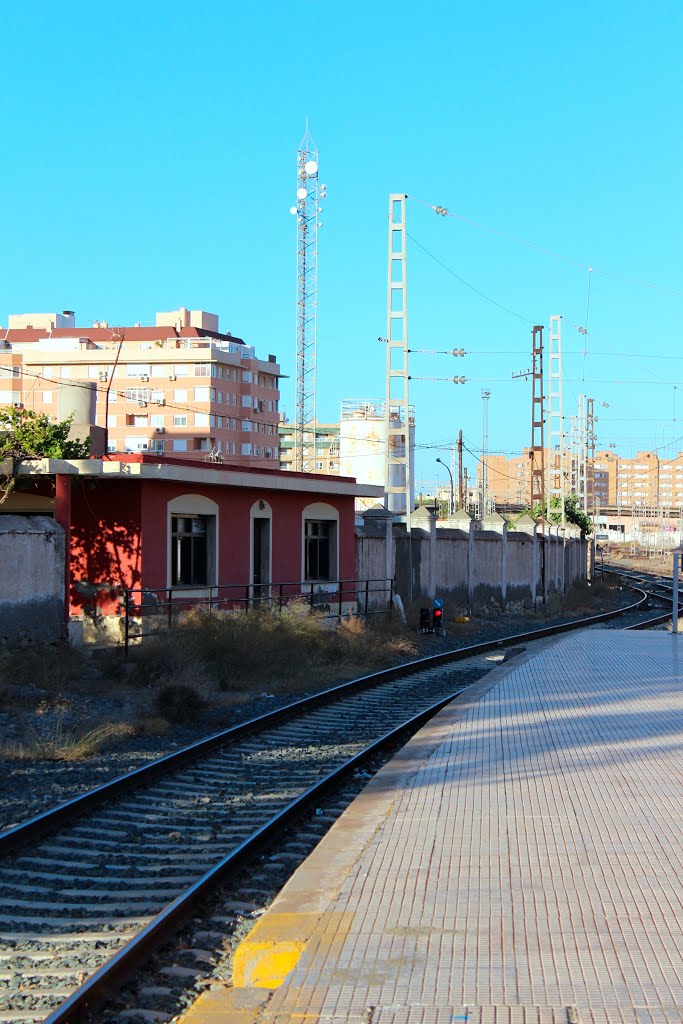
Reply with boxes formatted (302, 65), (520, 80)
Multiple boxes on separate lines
(436, 458), (454, 516)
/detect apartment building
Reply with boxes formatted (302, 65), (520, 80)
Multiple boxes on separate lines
(483, 448), (683, 513)
(483, 450), (534, 508)
(279, 422), (340, 473)
(0, 308), (281, 466)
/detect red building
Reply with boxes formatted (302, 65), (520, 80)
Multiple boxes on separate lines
(9, 454), (383, 638)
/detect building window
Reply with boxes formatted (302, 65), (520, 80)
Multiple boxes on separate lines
(174, 439), (188, 451)
(194, 363), (210, 377)
(171, 515), (209, 586)
(174, 389), (188, 402)
(125, 436), (148, 451)
(174, 415), (188, 427)
(194, 413), (209, 427)
(304, 520), (336, 582)
(126, 364), (151, 377)
(42, 390), (53, 403)
(125, 387), (150, 402)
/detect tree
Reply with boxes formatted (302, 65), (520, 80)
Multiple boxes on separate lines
(0, 407), (90, 502)
(529, 494), (593, 536)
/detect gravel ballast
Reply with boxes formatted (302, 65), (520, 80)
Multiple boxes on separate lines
(0, 585), (649, 835)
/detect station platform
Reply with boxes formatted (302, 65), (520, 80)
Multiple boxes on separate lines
(182, 629), (683, 1024)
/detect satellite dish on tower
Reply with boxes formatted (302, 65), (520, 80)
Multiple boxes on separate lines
(297, 187), (307, 199)
(304, 160), (318, 175)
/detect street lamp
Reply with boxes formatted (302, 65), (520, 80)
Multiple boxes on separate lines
(436, 457), (454, 516)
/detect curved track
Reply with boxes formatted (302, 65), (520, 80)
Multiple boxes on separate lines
(0, 586), (675, 1024)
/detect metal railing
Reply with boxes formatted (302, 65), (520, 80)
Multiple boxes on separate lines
(122, 577), (394, 652)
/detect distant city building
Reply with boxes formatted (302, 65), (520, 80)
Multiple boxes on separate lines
(482, 448), (683, 513)
(278, 399), (415, 510)
(0, 307), (281, 466)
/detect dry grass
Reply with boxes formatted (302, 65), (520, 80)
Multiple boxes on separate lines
(133, 716), (172, 738)
(125, 608), (419, 695)
(1, 721), (135, 762)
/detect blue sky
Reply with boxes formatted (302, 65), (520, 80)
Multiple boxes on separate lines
(2, 1), (681, 488)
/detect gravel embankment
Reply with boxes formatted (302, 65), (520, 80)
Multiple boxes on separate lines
(0, 588), (651, 834)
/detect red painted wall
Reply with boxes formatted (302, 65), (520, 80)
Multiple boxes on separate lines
(68, 472), (358, 614)
(139, 481), (356, 587)
(70, 479), (142, 615)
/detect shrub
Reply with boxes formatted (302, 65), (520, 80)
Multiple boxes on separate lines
(154, 683), (207, 723)
(126, 607), (417, 695)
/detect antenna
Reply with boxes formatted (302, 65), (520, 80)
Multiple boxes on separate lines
(291, 124), (325, 472)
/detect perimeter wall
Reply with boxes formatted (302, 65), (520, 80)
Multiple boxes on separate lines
(356, 510), (588, 612)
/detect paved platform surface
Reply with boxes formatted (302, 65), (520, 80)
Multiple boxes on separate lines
(183, 630), (683, 1024)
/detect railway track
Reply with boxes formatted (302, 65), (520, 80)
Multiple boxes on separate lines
(0, 583), (675, 1024)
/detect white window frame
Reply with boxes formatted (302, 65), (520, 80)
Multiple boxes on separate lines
(301, 502), (339, 590)
(167, 494), (219, 591)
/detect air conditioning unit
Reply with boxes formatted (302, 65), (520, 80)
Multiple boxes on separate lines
(155, 398), (165, 406)
(98, 371), (108, 382)
(138, 400), (147, 408)
(12, 402), (23, 409)
(168, 374), (176, 381)
(155, 427), (164, 434)
(140, 374), (150, 382)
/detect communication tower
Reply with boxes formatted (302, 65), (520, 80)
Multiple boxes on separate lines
(290, 125), (326, 472)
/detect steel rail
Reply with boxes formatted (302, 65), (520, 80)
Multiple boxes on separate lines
(40, 690), (459, 1024)
(7, 583), (663, 1024)
(1, 589), (650, 856)
(602, 567), (681, 629)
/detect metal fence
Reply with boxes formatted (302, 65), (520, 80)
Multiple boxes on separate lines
(122, 577), (394, 652)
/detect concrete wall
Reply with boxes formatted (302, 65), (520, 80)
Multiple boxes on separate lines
(357, 511), (587, 613)
(0, 516), (64, 645)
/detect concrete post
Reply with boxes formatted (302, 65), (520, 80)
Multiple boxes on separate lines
(468, 520), (475, 612)
(674, 550), (680, 633)
(483, 512), (506, 610)
(412, 505), (436, 599)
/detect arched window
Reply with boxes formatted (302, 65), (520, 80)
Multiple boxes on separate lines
(302, 502), (339, 582)
(168, 494), (219, 588)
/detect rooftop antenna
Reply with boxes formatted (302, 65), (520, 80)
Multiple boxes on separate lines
(290, 121), (326, 471)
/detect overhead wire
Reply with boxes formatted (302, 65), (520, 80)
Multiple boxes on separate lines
(406, 233), (536, 324)
(407, 195), (683, 297)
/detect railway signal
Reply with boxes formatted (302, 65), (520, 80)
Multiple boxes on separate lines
(432, 603), (444, 633)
